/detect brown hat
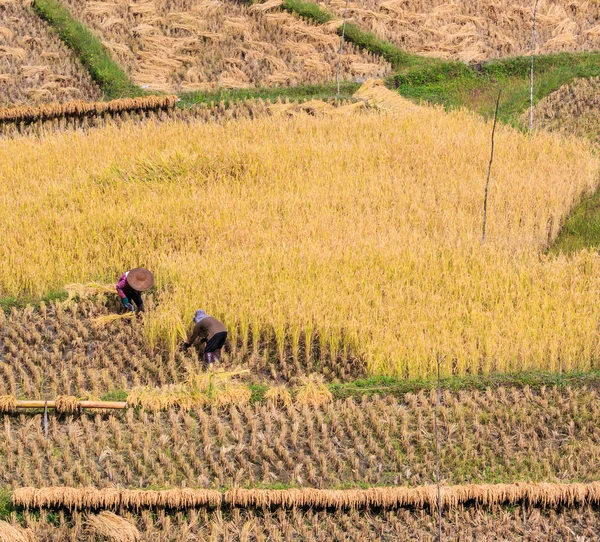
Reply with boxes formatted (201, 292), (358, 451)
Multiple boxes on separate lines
(126, 268), (154, 291)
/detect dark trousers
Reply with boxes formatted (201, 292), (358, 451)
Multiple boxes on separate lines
(124, 288), (144, 311)
(203, 331), (227, 363)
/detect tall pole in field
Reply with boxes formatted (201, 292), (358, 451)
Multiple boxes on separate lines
(529, 0), (540, 132)
(481, 89), (502, 244)
(434, 354), (444, 541)
(336, 0), (350, 98)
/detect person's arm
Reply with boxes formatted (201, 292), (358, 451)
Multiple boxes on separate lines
(116, 273), (134, 310)
(184, 323), (207, 348)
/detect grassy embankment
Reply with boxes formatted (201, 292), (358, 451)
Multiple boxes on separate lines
(32, 0), (142, 99)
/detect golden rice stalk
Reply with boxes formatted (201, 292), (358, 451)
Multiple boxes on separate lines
(65, 282), (115, 300)
(0, 395), (17, 413)
(264, 385), (292, 407)
(85, 511), (140, 542)
(92, 313), (136, 327)
(294, 374), (333, 406)
(353, 78), (421, 113)
(55, 396), (80, 413)
(0, 521), (30, 542)
(250, 0), (282, 11)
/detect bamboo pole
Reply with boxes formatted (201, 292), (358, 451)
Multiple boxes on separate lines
(14, 401), (127, 410)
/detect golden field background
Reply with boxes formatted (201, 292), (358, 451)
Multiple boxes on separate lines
(1, 101), (599, 378)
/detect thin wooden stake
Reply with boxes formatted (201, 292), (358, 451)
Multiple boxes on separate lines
(434, 354), (443, 541)
(336, 0), (350, 98)
(43, 400), (48, 439)
(481, 88), (502, 244)
(529, 0), (540, 132)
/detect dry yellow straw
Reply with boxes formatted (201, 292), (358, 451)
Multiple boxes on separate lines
(92, 313), (136, 327)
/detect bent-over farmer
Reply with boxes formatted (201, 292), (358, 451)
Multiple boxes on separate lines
(115, 268), (154, 313)
(183, 309), (227, 364)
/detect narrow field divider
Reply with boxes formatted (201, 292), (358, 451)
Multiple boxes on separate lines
(12, 483), (600, 511)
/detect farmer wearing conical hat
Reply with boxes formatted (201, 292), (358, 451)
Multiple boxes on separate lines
(115, 267), (154, 313)
(183, 309), (227, 364)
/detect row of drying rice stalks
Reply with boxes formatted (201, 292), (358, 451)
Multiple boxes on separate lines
(0, 373), (333, 412)
(0, 2), (101, 107)
(13, 482), (600, 511)
(0, 95), (178, 124)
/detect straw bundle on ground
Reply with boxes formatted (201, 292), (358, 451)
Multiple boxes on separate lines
(85, 512), (140, 542)
(0, 520), (30, 542)
(294, 374), (333, 406)
(92, 313), (136, 327)
(14, 483), (600, 511)
(353, 78), (421, 113)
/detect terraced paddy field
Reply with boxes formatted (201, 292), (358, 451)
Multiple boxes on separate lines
(0, 0), (101, 106)
(317, 0), (600, 62)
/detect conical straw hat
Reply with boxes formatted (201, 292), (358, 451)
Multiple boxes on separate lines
(126, 268), (154, 291)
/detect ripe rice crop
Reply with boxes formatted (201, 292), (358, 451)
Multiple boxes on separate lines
(2, 387), (600, 489)
(528, 76), (600, 142)
(61, 0), (388, 92)
(0, 96), (599, 378)
(10, 505), (600, 541)
(317, 0), (600, 62)
(0, 0), (101, 106)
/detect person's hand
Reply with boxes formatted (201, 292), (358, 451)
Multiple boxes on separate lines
(182, 342), (191, 350)
(122, 298), (135, 312)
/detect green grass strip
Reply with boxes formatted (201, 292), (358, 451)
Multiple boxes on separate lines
(32, 0), (142, 99)
(96, 369), (600, 407)
(549, 189), (600, 255)
(177, 81), (359, 108)
(281, 0), (333, 24)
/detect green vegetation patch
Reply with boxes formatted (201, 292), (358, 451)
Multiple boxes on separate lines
(32, 0), (142, 99)
(178, 82), (359, 107)
(549, 190), (600, 255)
(390, 51), (600, 126)
(0, 290), (68, 314)
(282, 0), (333, 24)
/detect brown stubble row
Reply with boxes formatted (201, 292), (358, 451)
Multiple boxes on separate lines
(0, 0), (101, 106)
(2, 388), (600, 489)
(318, 0), (600, 62)
(61, 0), (388, 92)
(0, 301), (364, 399)
(6, 505), (600, 541)
(528, 76), (600, 141)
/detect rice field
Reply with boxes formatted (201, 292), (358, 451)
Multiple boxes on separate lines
(2, 386), (600, 490)
(59, 0), (388, 92)
(1, 88), (599, 378)
(317, 0), (600, 62)
(8, 505), (600, 541)
(0, 0), (101, 106)
(529, 76), (600, 142)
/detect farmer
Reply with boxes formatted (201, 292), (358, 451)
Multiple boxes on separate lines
(115, 267), (154, 313)
(183, 309), (227, 364)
